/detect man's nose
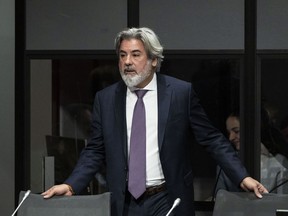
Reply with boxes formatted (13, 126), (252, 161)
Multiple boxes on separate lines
(124, 55), (132, 65)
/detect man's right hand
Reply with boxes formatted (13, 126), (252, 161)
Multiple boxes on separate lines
(41, 184), (73, 199)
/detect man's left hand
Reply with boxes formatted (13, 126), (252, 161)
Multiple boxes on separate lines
(240, 177), (269, 198)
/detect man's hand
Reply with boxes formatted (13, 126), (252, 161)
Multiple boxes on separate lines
(240, 177), (269, 198)
(41, 184), (73, 199)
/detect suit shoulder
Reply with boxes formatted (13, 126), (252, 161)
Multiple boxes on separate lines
(159, 73), (192, 88)
(96, 81), (124, 96)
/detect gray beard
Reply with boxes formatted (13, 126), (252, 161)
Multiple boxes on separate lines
(120, 61), (152, 88)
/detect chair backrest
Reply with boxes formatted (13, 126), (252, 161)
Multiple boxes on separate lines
(17, 191), (111, 216)
(213, 189), (288, 216)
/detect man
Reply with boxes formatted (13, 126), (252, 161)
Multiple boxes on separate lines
(42, 27), (268, 216)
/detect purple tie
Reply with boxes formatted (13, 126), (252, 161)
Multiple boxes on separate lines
(128, 90), (148, 199)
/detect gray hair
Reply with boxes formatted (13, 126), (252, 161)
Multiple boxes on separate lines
(114, 27), (164, 72)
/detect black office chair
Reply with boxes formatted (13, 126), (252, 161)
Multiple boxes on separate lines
(16, 191), (111, 216)
(213, 189), (288, 216)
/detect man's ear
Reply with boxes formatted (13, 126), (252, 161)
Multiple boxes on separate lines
(152, 58), (157, 67)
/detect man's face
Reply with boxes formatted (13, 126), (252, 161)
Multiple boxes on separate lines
(118, 39), (157, 88)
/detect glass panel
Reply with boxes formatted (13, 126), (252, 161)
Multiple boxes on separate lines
(140, 0), (244, 49)
(161, 56), (241, 202)
(29, 56), (241, 204)
(30, 58), (120, 194)
(261, 58), (288, 194)
(30, 59), (53, 193)
(258, 0), (288, 49)
(26, 0), (127, 50)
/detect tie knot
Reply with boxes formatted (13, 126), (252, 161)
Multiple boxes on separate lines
(135, 90), (148, 99)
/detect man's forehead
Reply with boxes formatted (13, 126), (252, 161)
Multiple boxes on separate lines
(120, 39), (145, 50)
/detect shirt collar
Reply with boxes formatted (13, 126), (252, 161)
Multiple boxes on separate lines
(128, 72), (157, 92)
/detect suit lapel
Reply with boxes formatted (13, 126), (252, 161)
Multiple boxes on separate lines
(157, 74), (171, 151)
(115, 81), (128, 160)
(114, 75), (171, 158)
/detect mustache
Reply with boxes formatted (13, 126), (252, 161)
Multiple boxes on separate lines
(124, 66), (135, 72)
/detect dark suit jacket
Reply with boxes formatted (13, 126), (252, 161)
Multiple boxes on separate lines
(65, 73), (248, 216)
(214, 165), (243, 198)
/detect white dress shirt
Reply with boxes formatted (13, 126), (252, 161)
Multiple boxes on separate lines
(126, 73), (165, 187)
